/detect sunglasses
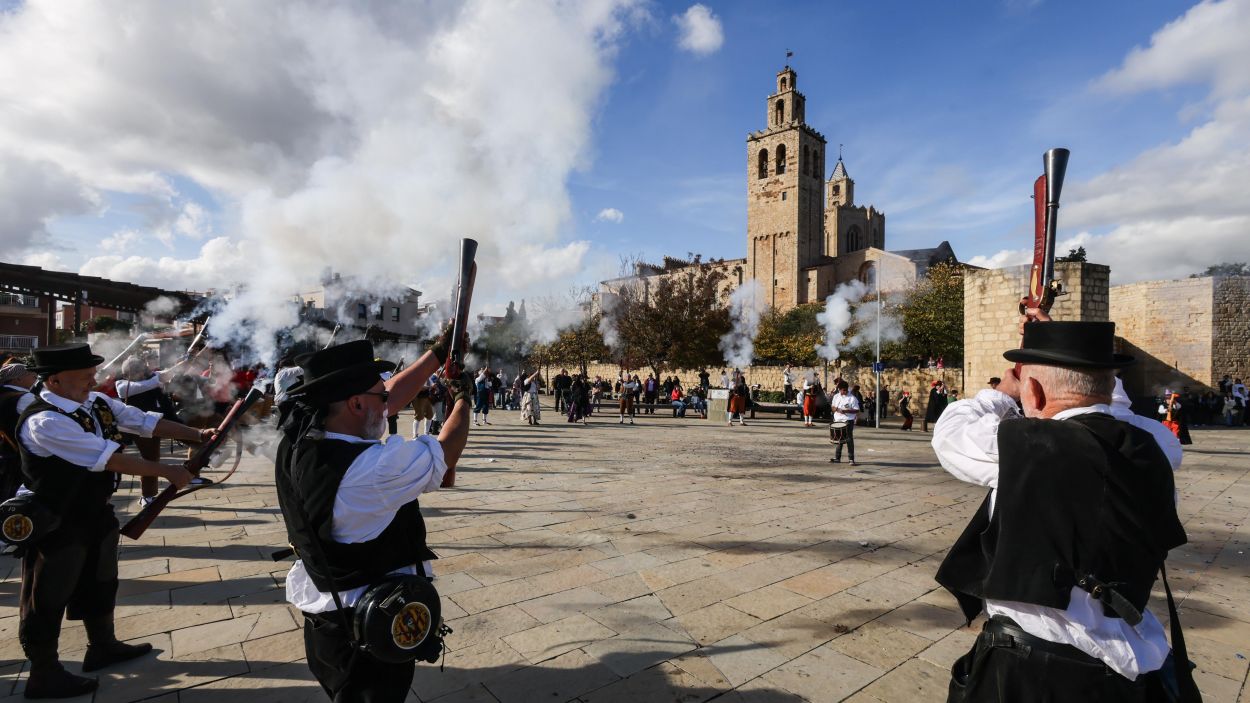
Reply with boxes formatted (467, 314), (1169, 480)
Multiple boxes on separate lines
(357, 390), (390, 404)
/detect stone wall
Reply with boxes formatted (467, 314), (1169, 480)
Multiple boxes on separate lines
(1110, 277), (1214, 397)
(1213, 277), (1250, 383)
(1108, 275), (1250, 396)
(543, 363), (960, 417)
(963, 261), (1109, 394)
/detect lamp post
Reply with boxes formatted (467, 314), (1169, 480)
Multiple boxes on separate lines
(874, 262), (881, 429)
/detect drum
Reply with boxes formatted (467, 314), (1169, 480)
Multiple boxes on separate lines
(353, 574), (448, 664)
(829, 421), (849, 444)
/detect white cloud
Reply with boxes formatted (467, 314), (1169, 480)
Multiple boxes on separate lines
(0, 0), (642, 361)
(1040, 0), (1250, 283)
(595, 207), (624, 223)
(21, 251), (66, 271)
(101, 229), (143, 254)
(674, 4), (723, 56)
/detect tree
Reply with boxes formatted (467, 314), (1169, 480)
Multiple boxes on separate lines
(1191, 262), (1249, 277)
(898, 261), (964, 364)
(543, 312), (609, 376)
(754, 304), (823, 366)
(608, 260), (730, 377)
(1056, 246), (1087, 263)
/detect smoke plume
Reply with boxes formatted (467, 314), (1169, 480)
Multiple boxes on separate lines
(815, 280), (867, 361)
(719, 280), (765, 369)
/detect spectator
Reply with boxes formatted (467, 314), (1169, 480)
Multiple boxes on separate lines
(698, 368), (710, 391)
(670, 386), (687, 417)
(922, 379), (947, 432)
(643, 374), (658, 414)
(899, 390), (913, 431)
(553, 369), (571, 413)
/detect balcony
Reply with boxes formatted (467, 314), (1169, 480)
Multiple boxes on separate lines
(0, 335), (38, 352)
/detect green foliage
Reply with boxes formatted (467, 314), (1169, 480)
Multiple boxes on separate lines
(1056, 246), (1087, 263)
(1191, 262), (1249, 277)
(754, 304), (823, 366)
(898, 261), (964, 364)
(531, 312), (610, 376)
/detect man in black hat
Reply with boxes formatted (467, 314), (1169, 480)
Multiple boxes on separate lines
(16, 343), (209, 698)
(930, 317), (1193, 702)
(275, 335), (470, 702)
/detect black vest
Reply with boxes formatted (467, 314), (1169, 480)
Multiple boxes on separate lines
(275, 432), (434, 595)
(936, 412), (1187, 622)
(16, 397), (123, 524)
(0, 388), (27, 456)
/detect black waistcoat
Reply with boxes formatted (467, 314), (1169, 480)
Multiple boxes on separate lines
(935, 412), (1187, 622)
(275, 432), (435, 595)
(0, 388), (27, 455)
(16, 398), (122, 524)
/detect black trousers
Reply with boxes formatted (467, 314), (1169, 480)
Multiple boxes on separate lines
(949, 618), (1171, 703)
(834, 423), (855, 462)
(20, 509), (120, 664)
(304, 610), (415, 703)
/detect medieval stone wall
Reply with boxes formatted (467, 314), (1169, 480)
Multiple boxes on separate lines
(1212, 277), (1250, 382)
(540, 362), (960, 418)
(963, 262), (1110, 394)
(1109, 277), (1214, 396)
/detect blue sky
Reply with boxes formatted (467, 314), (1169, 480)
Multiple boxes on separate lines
(573, 0), (1205, 266)
(1, 0), (1246, 308)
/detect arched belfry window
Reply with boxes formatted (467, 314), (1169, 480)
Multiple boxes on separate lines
(757, 148), (768, 179)
(801, 146), (808, 176)
(780, 77), (788, 91)
(775, 99), (784, 125)
(776, 144), (786, 175)
(847, 225), (862, 251)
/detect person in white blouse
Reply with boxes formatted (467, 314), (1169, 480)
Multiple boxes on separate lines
(15, 343), (205, 699)
(930, 313), (1191, 702)
(828, 380), (859, 465)
(275, 335), (469, 702)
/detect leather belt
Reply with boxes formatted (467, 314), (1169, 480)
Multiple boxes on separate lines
(983, 615), (1104, 666)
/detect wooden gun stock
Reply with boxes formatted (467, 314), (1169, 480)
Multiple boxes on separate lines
(120, 387), (264, 540)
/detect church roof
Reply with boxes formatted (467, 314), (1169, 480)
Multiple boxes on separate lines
(830, 158), (848, 180)
(888, 241), (958, 268)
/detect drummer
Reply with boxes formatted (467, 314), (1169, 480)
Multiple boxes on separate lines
(829, 380), (860, 465)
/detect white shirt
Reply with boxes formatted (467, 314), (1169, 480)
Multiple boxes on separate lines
(19, 388), (161, 472)
(621, 380), (639, 392)
(1232, 383), (1247, 402)
(831, 392), (860, 422)
(4, 385), (35, 415)
(274, 366), (304, 404)
(931, 389), (1172, 679)
(782, 369), (795, 385)
(115, 375), (163, 400)
(285, 432), (448, 613)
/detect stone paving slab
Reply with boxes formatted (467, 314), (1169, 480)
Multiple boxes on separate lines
(1, 405), (1246, 702)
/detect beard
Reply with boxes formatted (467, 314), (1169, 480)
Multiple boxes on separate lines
(364, 407), (388, 440)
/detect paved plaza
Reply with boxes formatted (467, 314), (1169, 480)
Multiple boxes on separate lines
(2, 403), (1247, 702)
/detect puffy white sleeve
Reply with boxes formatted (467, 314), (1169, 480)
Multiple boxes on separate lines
(99, 394), (162, 437)
(332, 435), (448, 543)
(930, 389), (1021, 489)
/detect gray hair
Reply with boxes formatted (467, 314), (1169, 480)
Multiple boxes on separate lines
(122, 357), (150, 381)
(1023, 364), (1115, 399)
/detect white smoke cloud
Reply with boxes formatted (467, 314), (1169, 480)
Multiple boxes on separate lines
(673, 4), (723, 56)
(597, 290), (623, 352)
(815, 280), (867, 361)
(0, 1), (642, 363)
(719, 280), (765, 369)
(595, 207), (624, 223)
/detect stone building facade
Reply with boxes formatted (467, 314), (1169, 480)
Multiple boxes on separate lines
(605, 66), (958, 311)
(1110, 275), (1250, 397)
(963, 263), (1248, 401)
(963, 262), (1110, 392)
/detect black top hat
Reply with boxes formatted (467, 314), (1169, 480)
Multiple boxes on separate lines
(1003, 321), (1134, 369)
(29, 343), (106, 376)
(286, 340), (395, 403)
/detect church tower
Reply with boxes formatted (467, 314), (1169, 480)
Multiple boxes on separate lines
(746, 67), (827, 309)
(825, 156), (886, 255)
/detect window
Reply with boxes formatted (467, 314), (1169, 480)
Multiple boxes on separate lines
(775, 99), (784, 125)
(391, 307), (400, 322)
(781, 191), (787, 201)
(758, 148), (768, 179)
(780, 76), (788, 91)
(356, 303), (367, 319)
(801, 146), (808, 176)
(374, 305), (383, 321)
(847, 225), (862, 251)
(776, 144), (786, 175)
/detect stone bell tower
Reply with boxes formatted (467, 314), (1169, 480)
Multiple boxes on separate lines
(746, 66), (828, 309)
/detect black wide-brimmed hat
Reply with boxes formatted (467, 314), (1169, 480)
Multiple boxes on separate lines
(1003, 321), (1134, 369)
(286, 340), (395, 403)
(29, 343), (106, 376)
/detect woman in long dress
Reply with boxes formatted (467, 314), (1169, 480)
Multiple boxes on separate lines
(922, 380), (947, 432)
(520, 369), (543, 425)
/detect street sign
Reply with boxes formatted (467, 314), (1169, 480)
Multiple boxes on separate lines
(872, 362), (885, 374)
